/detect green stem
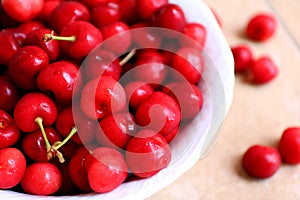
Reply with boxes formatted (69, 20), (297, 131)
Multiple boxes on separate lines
(53, 127), (77, 150)
(35, 117), (51, 151)
(43, 31), (76, 42)
(119, 49), (136, 66)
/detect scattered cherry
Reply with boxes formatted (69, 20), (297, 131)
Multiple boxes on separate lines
(231, 45), (253, 73)
(279, 127), (300, 164)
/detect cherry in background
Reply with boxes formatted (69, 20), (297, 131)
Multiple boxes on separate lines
(136, 0), (169, 21)
(0, 30), (20, 66)
(91, 2), (121, 28)
(0, 110), (20, 149)
(0, 74), (20, 113)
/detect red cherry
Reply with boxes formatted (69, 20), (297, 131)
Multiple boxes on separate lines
(0, 74), (21, 113)
(0, 148), (26, 189)
(125, 129), (171, 178)
(49, 1), (90, 33)
(36, 0), (61, 23)
(136, 0), (168, 21)
(101, 21), (131, 54)
(13, 21), (45, 45)
(22, 127), (61, 162)
(96, 112), (135, 149)
(84, 147), (128, 193)
(0, 110), (20, 148)
(80, 0), (112, 8)
(23, 28), (60, 61)
(0, 5), (18, 29)
(242, 144), (281, 178)
(231, 45), (253, 73)
(13, 92), (58, 132)
(1, 0), (44, 22)
(135, 92), (181, 138)
(279, 127), (300, 164)
(8, 46), (49, 90)
(151, 3), (186, 33)
(248, 56), (278, 84)
(246, 13), (277, 41)
(80, 76), (126, 119)
(0, 30), (20, 66)
(131, 22), (162, 48)
(37, 61), (81, 106)
(68, 146), (92, 192)
(91, 2), (121, 28)
(119, 0), (139, 24)
(172, 47), (204, 84)
(55, 161), (77, 195)
(180, 23), (207, 48)
(21, 162), (62, 195)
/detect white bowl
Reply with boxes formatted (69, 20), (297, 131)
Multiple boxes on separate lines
(0, 0), (234, 199)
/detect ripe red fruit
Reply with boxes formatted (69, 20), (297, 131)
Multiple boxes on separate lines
(136, 0), (168, 21)
(246, 13), (277, 41)
(91, 2), (121, 28)
(0, 30), (20, 66)
(279, 127), (300, 164)
(131, 22), (162, 48)
(36, 0), (61, 23)
(1, 0), (44, 22)
(126, 129), (172, 178)
(180, 23), (207, 48)
(242, 145), (281, 178)
(21, 162), (62, 195)
(231, 45), (253, 73)
(84, 147), (128, 193)
(119, 0), (139, 24)
(0, 110), (20, 149)
(0, 74), (20, 113)
(248, 56), (278, 84)
(0, 148), (26, 189)
(13, 21), (45, 45)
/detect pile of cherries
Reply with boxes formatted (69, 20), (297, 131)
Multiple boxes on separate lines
(0, 0), (208, 196)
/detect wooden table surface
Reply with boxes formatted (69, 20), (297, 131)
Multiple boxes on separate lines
(148, 0), (300, 199)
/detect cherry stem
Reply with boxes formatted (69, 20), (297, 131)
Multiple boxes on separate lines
(35, 117), (51, 151)
(43, 30), (76, 42)
(53, 127), (77, 150)
(119, 49), (136, 66)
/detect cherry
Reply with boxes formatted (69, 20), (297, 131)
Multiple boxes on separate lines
(80, 0), (112, 8)
(0, 30), (20, 66)
(151, 3), (187, 33)
(135, 92), (181, 138)
(91, 2), (121, 28)
(246, 13), (277, 41)
(231, 45), (253, 73)
(84, 147), (128, 193)
(23, 28), (60, 61)
(13, 21), (45, 45)
(21, 162), (62, 195)
(279, 127), (300, 164)
(172, 47), (204, 84)
(119, 0), (139, 24)
(55, 161), (77, 195)
(125, 129), (171, 178)
(36, 0), (61, 23)
(100, 21), (131, 54)
(68, 146), (92, 192)
(0, 5), (18, 29)
(80, 76), (126, 119)
(1, 0), (44, 22)
(96, 112), (136, 149)
(37, 60), (81, 106)
(8, 46), (49, 90)
(0, 73), (21, 113)
(13, 92), (57, 133)
(124, 81), (154, 110)
(248, 56), (278, 84)
(131, 22), (162, 48)
(242, 144), (281, 178)
(136, 0), (168, 21)
(180, 23), (207, 48)
(49, 1), (90, 33)
(0, 110), (20, 149)
(0, 148), (26, 189)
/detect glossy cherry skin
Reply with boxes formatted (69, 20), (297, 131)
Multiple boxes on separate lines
(124, 81), (154, 110)
(49, 1), (90, 33)
(68, 146), (92, 192)
(136, 0), (168, 21)
(131, 22), (162, 48)
(80, 0), (112, 8)
(246, 13), (277, 41)
(180, 23), (207, 48)
(21, 162), (62, 195)
(279, 127), (300, 164)
(0, 74), (21, 113)
(0, 30), (20, 66)
(242, 145), (281, 178)
(231, 45), (253, 73)
(8, 46), (49, 90)
(37, 61), (81, 106)
(125, 129), (171, 178)
(23, 28), (60, 61)
(80, 76), (126, 119)
(96, 112), (136, 149)
(0, 110), (20, 148)
(101, 21), (131, 54)
(59, 21), (103, 59)
(0, 148), (26, 189)
(1, 0), (44, 22)
(172, 47), (204, 84)
(135, 92), (181, 138)
(22, 127), (61, 162)
(36, 0), (61, 23)
(91, 2), (121, 28)
(119, 0), (139, 24)
(82, 49), (121, 81)
(84, 147), (128, 193)
(13, 92), (58, 133)
(13, 21), (45, 45)
(151, 3), (186, 33)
